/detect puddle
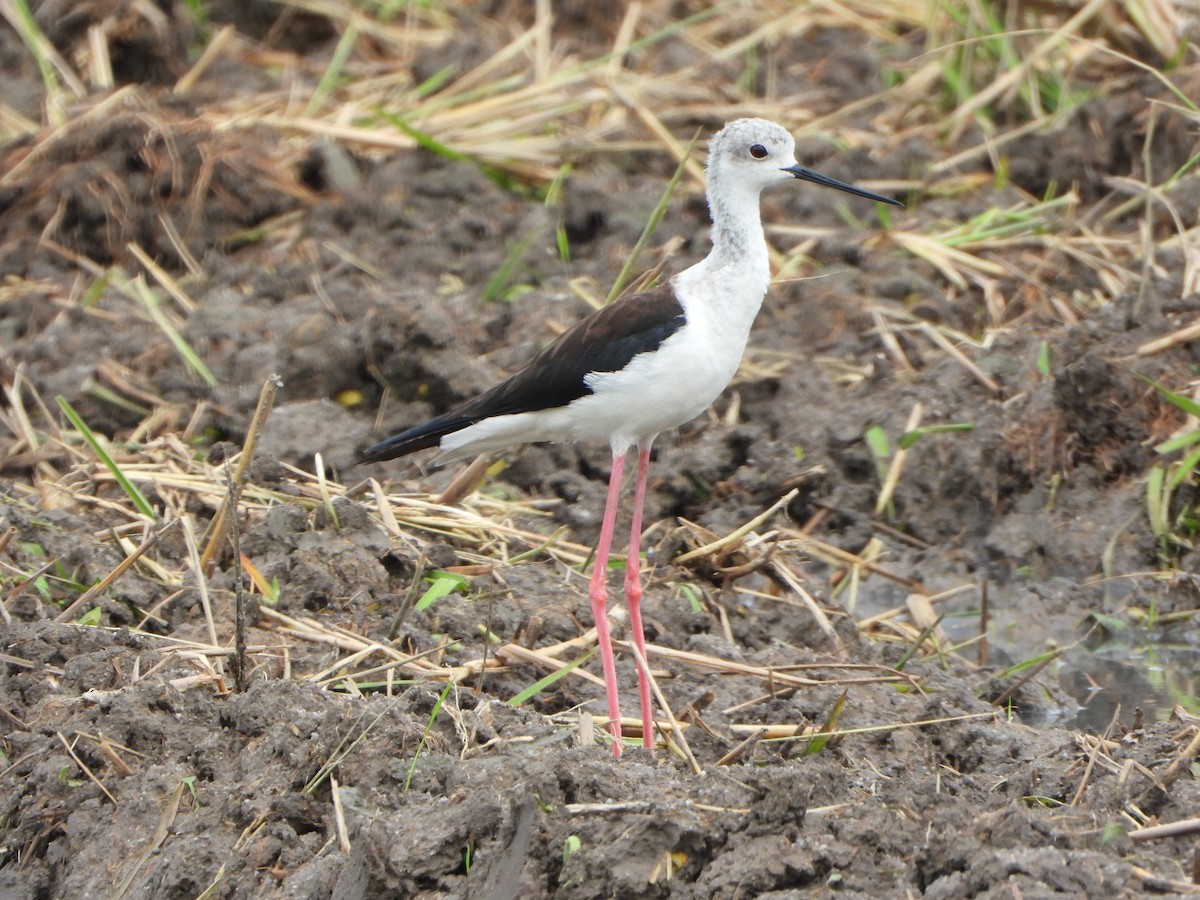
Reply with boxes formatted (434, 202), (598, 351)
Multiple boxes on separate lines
(1053, 632), (1200, 731)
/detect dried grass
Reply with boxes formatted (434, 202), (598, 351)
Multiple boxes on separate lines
(2, 0), (1198, 768)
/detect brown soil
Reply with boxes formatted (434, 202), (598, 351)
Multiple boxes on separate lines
(2, 3), (1200, 898)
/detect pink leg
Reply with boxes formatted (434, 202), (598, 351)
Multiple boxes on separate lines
(590, 450), (626, 758)
(624, 446), (655, 753)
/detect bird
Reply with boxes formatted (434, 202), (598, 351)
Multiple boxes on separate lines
(361, 118), (902, 759)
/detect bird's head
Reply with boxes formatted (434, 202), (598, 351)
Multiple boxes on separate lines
(707, 118), (902, 208)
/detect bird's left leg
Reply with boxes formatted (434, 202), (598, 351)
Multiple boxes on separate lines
(624, 444), (655, 753)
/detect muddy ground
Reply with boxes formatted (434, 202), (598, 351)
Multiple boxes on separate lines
(2, 2), (1200, 898)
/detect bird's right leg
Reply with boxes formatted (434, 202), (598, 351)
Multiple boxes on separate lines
(590, 449), (627, 758)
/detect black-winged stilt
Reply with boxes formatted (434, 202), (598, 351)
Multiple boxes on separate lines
(362, 118), (901, 758)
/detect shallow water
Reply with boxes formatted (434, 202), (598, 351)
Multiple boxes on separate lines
(1055, 632), (1200, 731)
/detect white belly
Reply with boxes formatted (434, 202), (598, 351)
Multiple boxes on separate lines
(575, 325), (746, 446)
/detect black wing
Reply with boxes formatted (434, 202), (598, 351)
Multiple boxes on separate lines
(360, 282), (686, 463)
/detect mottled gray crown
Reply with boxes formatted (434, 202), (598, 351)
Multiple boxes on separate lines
(707, 118), (795, 165)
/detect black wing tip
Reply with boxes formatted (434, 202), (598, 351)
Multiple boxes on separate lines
(358, 432), (437, 466)
(358, 415), (475, 466)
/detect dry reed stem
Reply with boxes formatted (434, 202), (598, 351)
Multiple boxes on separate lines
(1130, 816), (1200, 843)
(875, 402), (923, 516)
(1159, 726), (1200, 787)
(496, 644), (607, 688)
(1138, 320), (1200, 356)
(53, 524), (165, 623)
(1130, 865), (1200, 894)
(200, 375), (281, 571)
(791, 530), (935, 597)
(330, 775), (352, 855)
(57, 731), (117, 804)
(675, 489), (799, 564)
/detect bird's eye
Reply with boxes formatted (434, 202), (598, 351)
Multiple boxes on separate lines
(749, 144), (768, 159)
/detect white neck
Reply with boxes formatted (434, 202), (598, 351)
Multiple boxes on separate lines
(675, 172), (772, 332)
(705, 176), (770, 276)
(672, 174), (772, 343)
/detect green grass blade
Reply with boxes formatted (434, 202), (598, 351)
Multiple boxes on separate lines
(864, 425), (891, 481)
(130, 277), (218, 387)
(606, 133), (697, 304)
(1146, 465), (1167, 537)
(1156, 430), (1200, 456)
(1138, 374), (1200, 417)
(481, 224), (542, 303)
(382, 114), (513, 189)
(546, 163), (573, 263)
(404, 681), (454, 791)
(1000, 646), (1062, 678)
(1165, 444), (1200, 493)
(415, 571), (469, 612)
(506, 649), (596, 707)
(898, 422), (975, 449)
(56, 396), (156, 519)
(412, 63), (457, 99)
(388, 114), (472, 164)
(7, 0), (62, 107)
(1036, 340), (1051, 376)
(304, 15), (359, 116)
(803, 692), (847, 757)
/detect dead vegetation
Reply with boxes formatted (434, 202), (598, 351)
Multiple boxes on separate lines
(2, 0), (1200, 896)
